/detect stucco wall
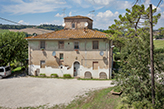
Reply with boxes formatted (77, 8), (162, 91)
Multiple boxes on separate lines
(65, 18), (92, 29)
(28, 39), (112, 79)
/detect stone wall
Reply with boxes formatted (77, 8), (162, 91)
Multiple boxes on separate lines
(64, 18), (92, 29)
(28, 39), (112, 79)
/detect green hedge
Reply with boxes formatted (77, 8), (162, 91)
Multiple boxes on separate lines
(40, 73), (46, 77)
(63, 74), (71, 78)
(50, 73), (58, 78)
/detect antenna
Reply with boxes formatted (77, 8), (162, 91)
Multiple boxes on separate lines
(62, 8), (66, 17)
(89, 10), (95, 19)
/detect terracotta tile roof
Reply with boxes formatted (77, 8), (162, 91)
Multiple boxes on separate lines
(64, 15), (93, 21)
(25, 29), (111, 40)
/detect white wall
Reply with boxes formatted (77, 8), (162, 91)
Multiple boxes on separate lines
(29, 63), (109, 79)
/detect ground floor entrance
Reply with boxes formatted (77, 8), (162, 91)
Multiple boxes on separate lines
(73, 61), (80, 76)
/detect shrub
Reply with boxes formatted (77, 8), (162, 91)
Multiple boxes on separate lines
(40, 73), (46, 77)
(154, 48), (164, 53)
(113, 47), (120, 52)
(51, 73), (58, 78)
(113, 86), (122, 92)
(114, 54), (121, 60)
(63, 74), (71, 78)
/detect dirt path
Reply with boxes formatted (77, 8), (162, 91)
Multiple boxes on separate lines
(0, 77), (114, 108)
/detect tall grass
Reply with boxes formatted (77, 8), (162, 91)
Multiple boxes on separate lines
(154, 40), (164, 49)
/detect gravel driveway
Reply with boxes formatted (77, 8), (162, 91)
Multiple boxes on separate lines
(0, 77), (114, 108)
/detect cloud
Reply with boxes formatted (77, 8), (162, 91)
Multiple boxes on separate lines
(90, 10), (119, 29)
(55, 13), (65, 17)
(70, 0), (82, 4)
(160, 11), (164, 19)
(160, 1), (164, 8)
(1, 0), (68, 14)
(67, 0), (131, 10)
(52, 20), (63, 25)
(88, 0), (131, 10)
(87, 0), (114, 6)
(144, 0), (151, 5)
(18, 20), (29, 25)
(69, 11), (72, 16)
(155, 11), (164, 29)
(97, 10), (118, 18)
(116, 1), (132, 9)
(40, 19), (63, 26)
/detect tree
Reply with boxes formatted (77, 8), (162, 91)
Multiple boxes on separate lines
(158, 27), (164, 36)
(0, 31), (28, 66)
(108, 5), (160, 51)
(111, 5), (164, 108)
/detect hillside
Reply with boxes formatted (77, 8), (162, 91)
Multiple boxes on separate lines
(9, 28), (54, 35)
(0, 24), (64, 31)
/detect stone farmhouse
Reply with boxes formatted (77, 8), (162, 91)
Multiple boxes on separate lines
(25, 15), (113, 79)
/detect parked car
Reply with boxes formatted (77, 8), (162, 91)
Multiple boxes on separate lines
(0, 66), (11, 79)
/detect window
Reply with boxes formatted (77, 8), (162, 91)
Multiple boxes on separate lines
(72, 23), (75, 28)
(0, 68), (4, 72)
(93, 41), (99, 49)
(93, 61), (98, 70)
(60, 53), (64, 60)
(40, 41), (45, 49)
(5, 67), (11, 71)
(74, 42), (79, 49)
(58, 41), (64, 49)
(40, 60), (45, 68)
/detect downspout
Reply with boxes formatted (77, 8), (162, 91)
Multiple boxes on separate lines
(85, 41), (87, 67)
(109, 40), (113, 79)
(29, 42), (31, 75)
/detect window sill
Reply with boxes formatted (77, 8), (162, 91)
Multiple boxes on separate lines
(74, 49), (79, 51)
(60, 60), (64, 62)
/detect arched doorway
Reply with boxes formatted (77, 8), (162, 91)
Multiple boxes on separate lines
(99, 72), (107, 79)
(84, 71), (92, 79)
(73, 61), (80, 77)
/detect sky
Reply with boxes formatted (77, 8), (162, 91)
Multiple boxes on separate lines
(0, 0), (164, 30)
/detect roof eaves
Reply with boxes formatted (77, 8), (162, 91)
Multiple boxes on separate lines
(26, 38), (70, 40)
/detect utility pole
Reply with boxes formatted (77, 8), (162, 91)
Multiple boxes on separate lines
(149, 4), (155, 105)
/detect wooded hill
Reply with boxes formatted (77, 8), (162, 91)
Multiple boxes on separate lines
(0, 24), (64, 31)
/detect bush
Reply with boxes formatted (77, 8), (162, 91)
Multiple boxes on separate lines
(51, 73), (58, 78)
(114, 54), (121, 60)
(40, 73), (46, 77)
(113, 47), (120, 52)
(63, 74), (71, 78)
(154, 35), (164, 39)
(154, 48), (164, 53)
(113, 86), (122, 92)
(117, 100), (153, 109)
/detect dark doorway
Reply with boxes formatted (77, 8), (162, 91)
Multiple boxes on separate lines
(73, 61), (80, 76)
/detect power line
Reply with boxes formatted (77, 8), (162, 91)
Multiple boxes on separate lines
(0, 16), (52, 33)
(156, 0), (162, 8)
(0, 17), (23, 25)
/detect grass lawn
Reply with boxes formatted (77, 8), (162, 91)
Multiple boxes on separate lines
(154, 40), (164, 49)
(0, 29), (9, 33)
(62, 87), (120, 109)
(17, 87), (120, 109)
